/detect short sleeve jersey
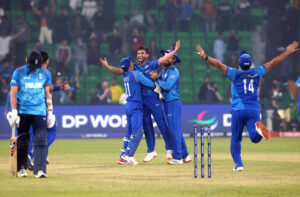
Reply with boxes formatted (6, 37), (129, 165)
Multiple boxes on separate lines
(10, 65), (51, 116)
(123, 70), (155, 103)
(225, 65), (267, 111)
(134, 59), (158, 96)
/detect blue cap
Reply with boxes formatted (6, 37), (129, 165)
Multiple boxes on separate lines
(160, 49), (181, 63)
(239, 50), (252, 68)
(120, 56), (133, 71)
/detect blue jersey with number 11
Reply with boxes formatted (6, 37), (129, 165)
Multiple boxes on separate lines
(123, 70), (155, 103)
(225, 65), (267, 111)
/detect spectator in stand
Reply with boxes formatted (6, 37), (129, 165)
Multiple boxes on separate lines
(213, 33), (225, 62)
(33, 40), (45, 52)
(131, 28), (144, 56)
(120, 16), (131, 55)
(0, 29), (25, 63)
(226, 29), (240, 63)
(145, 11), (158, 32)
(130, 8), (144, 29)
(228, 53), (238, 68)
(218, 0), (233, 32)
(74, 37), (88, 81)
(31, 0), (56, 44)
(161, 0), (178, 31)
(87, 32), (100, 65)
(107, 28), (121, 66)
(235, 0), (251, 31)
(82, 0), (97, 24)
(198, 76), (211, 102)
(90, 81), (111, 105)
(207, 82), (223, 104)
(12, 16), (30, 66)
(69, 0), (82, 11)
(93, 6), (106, 42)
(0, 60), (14, 85)
(149, 40), (160, 60)
(200, 0), (217, 32)
(0, 15), (12, 35)
(71, 8), (90, 42)
(272, 83), (291, 131)
(179, 0), (193, 31)
(56, 39), (72, 77)
(110, 78), (123, 104)
(54, 8), (70, 43)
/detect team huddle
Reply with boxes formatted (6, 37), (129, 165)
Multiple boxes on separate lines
(7, 38), (299, 177)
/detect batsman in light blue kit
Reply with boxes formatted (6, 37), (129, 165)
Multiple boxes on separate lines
(150, 49), (191, 165)
(196, 41), (299, 171)
(8, 50), (53, 178)
(116, 56), (156, 165)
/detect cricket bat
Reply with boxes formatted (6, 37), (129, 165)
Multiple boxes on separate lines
(9, 124), (17, 177)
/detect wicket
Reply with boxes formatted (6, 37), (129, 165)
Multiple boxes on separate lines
(193, 124), (211, 178)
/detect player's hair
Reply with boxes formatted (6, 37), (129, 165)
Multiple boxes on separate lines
(40, 51), (49, 64)
(137, 46), (150, 54)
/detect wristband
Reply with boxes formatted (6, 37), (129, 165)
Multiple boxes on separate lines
(204, 55), (208, 61)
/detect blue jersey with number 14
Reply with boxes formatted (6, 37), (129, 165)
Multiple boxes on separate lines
(123, 70), (155, 103)
(225, 65), (267, 111)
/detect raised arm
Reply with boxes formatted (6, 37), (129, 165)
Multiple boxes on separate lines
(195, 44), (227, 75)
(158, 40), (180, 66)
(100, 57), (125, 75)
(264, 41), (299, 72)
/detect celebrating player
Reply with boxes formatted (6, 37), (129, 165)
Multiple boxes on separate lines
(195, 41), (299, 171)
(9, 50), (52, 178)
(149, 49), (191, 165)
(114, 56), (156, 165)
(100, 41), (181, 162)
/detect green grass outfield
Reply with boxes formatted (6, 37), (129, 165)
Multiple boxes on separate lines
(0, 138), (299, 197)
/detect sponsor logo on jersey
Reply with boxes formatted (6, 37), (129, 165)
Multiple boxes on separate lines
(23, 76), (31, 80)
(25, 82), (43, 88)
(39, 73), (43, 79)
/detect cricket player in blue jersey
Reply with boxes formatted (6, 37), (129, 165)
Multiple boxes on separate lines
(196, 41), (299, 171)
(149, 49), (191, 165)
(109, 56), (155, 165)
(27, 51), (70, 170)
(100, 41), (181, 162)
(8, 50), (53, 178)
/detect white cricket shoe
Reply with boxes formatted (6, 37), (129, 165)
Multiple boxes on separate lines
(129, 157), (138, 165)
(121, 155), (136, 165)
(18, 169), (27, 177)
(183, 155), (192, 163)
(166, 150), (173, 160)
(255, 122), (270, 140)
(233, 166), (244, 172)
(35, 170), (47, 178)
(117, 158), (129, 165)
(143, 151), (158, 162)
(167, 159), (183, 165)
